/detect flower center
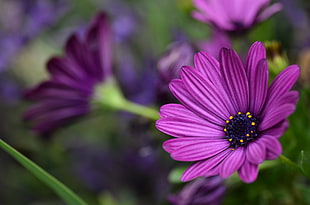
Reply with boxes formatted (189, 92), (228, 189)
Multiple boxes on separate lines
(224, 112), (259, 149)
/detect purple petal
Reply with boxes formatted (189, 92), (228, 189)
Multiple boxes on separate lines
(245, 41), (266, 74)
(257, 3), (283, 22)
(47, 57), (84, 82)
(158, 103), (223, 130)
(219, 48), (249, 113)
(261, 91), (299, 120)
(65, 34), (85, 65)
(259, 135), (282, 160)
(192, 11), (208, 24)
(164, 138), (229, 161)
(205, 166), (221, 177)
(238, 161), (259, 183)
(193, 52), (236, 116)
(24, 81), (90, 101)
(241, 0), (269, 25)
(86, 12), (112, 78)
(285, 91), (299, 105)
(192, 0), (232, 31)
(159, 103), (201, 119)
(259, 104), (296, 131)
(29, 105), (89, 134)
(163, 137), (226, 153)
(267, 90), (299, 109)
(246, 140), (266, 164)
(169, 79), (225, 126)
(245, 42), (268, 115)
(219, 147), (245, 178)
(181, 149), (231, 181)
(24, 99), (87, 120)
(266, 65), (300, 106)
(261, 120), (288, 139)
(156, 117), (224, 138)
(181, 66), (232, 119)
(26, 104), (88, 121)
(47, 55), (99, 89)
(194, 51), (221, 85)
(249, 59), (268, 115)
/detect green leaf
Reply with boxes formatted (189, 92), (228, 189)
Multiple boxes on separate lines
(0, 139), (88, 205)
(278, 154), (309, 178)
(298, 150), (305, 172)
(298, 151), (310, 178)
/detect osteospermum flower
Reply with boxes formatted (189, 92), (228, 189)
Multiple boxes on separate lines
(192, 0), (283, 33)
(156, 42), (300, 183)
(24, 12), (112, 135)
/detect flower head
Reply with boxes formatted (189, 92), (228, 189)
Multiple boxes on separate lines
(156, 42), (300, 183)
(169, 176), (226, 205)
(24, 12), (112, 136)
(192, 0), (283, 33)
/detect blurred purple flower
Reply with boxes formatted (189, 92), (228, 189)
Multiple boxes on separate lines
(104, 0), (138, 43)
(156, 42), (300, 183)
(0, 0), (66, 71)
(117, 47), (157, 106)
(23, 12), (112, 136)
(192, 0), (283, 34)
(198, 30), (231, 59)
(157, 41), (195, 103)
(169, 176), (226, 205)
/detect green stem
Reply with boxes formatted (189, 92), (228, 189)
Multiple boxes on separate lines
(278, 154), (305, 175)
(0, 139), (88, 205)
(120, 100), (159, 120)
(94, 78), (159, 121)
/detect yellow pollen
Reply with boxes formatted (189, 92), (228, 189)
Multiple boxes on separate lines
(238, 112), (242, 115)
(226, 120), (230, 123)
(240, 139), (244, 143)
(246, 134), (250, 137)
(224, 128), (227, 132)
(230, 148), (235, 150)
(229, 138), (232, 142)
(248, 115), (252, 118)
(229, 116), (233, 120)
(250, 131), (254, 133)
(246, 112), (251, 115)
(251, 122), (256, 126)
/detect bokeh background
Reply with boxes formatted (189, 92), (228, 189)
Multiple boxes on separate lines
(1, 0), (310, 204)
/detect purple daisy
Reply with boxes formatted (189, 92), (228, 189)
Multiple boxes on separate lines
(24, 12), (112, 135)
(192, 0), (283, 33)
(156, 42), (300, 183)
